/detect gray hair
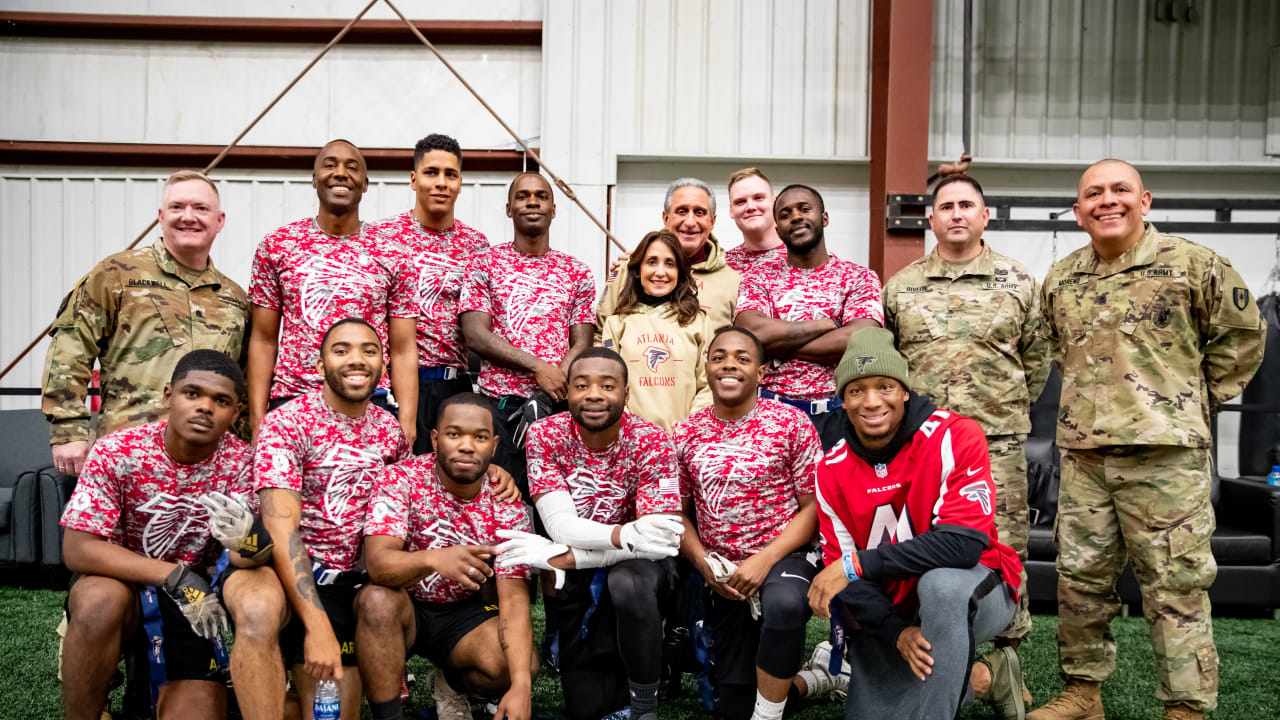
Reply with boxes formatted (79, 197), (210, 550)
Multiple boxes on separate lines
(664, 177), (716, 215)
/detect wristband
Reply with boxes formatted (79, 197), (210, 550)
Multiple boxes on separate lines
(842, 551), (862, 582)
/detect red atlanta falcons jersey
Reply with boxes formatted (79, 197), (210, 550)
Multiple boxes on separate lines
(60, 421), (254, 570)
(674, 400), (821, 562)
(736, 255), (883, 401)
(254, 390), (410, 571)
(368, 213), (489, 369)
(526, 412), (682, 525)
(816, 409), (1021, 610)
(249, 218), (416, 399)
(365, 453), (532, 604)
(458, 243), (596, 398)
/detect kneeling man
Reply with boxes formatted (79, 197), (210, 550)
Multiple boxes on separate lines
(358, 393), (536, 720)
(59, 350), (255, 720)
(808, 328), (1026, 720)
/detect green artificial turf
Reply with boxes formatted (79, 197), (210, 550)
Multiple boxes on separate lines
(5, 582), (1278, 720)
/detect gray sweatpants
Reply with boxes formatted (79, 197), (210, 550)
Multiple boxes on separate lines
(841, 565), (1015, 720)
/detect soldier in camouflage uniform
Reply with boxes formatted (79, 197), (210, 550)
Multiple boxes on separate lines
(1029, 160), (1266, 720)
(43, 170), (248, 475)
(883, 174), (1049, 666)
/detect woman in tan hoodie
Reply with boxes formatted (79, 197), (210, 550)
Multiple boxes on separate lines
(599, 230), (712, 431)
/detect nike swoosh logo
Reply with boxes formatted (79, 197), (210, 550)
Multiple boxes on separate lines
(779, 572), (812, 584)
(966, 467), (983, 476)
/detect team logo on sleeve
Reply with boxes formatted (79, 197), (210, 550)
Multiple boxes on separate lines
(644, 346), (671, 371)
(958, 481), (992, 515)
(137, 493), (210, 558)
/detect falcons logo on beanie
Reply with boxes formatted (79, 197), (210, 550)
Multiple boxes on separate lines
(644, 346), (670, 371)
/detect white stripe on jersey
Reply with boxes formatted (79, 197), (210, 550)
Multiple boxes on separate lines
(931, 428), (955, 525)
(816, 464), (856, 554)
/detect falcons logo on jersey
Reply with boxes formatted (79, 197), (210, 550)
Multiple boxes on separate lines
(566, 468), (630, 522)
(319, 445), (384, 521)
(299, 256), (380, 330)
(644, 346), (670, 371)
(416, 514), (479, 596)
(414, 253), (465, 315)
(689, 444), (769, 515)
(137, 492), (210, 559)
(958, 481), (992, 515)
(499, 272), (567, 335)
(776, 285), (838, 323)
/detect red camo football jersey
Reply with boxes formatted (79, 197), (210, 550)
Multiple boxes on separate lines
(815, 409), (1022, 612)
(674, 399), (821, 562)
(254, 390), (410, 571)
(735, 255), (883, 401)
(365, 452), (532, 603)
(248, 218), (416, 399)
(367, 213), (489, 369)
(60, 421), (254, 571)
(725, 244), (786, 275)
(526, 412), (682, 525)
(458, 243), (596, 398)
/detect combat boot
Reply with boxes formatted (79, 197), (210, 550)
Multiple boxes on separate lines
(1026, 679), (1104, 720)
(1161, 702), (1203, 720)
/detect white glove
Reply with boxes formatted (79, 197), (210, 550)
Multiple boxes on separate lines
(199, 491), (253, 551)
(495, 529), (568, 589)
(704, 551), (761, 619)
(618, 514), (684, 556)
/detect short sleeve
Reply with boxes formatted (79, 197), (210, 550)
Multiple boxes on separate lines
(253, 412), (307, 494)
(734, 272), (772, 318)
(790, 417), (822, 497)
(570, 265), (598, 327)
(493, 500), (534, 581)
(224, 452), (259, 513)
(673, 427), (694, 499)
(59, 440), (122, 538)
(385, 245), (419, 319)
(525, 420), (568, 498)
(635, 430), (683, 515)
(840, 265), (884, 326)
(364, 466), (410, 540)
(248, 236), (282, 310)
(458, 252), (494, 316)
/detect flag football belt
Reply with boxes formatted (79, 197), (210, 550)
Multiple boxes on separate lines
(139, 586), (229, 714)
(758, 389), (842, 415)
(418, 366), (462, 382)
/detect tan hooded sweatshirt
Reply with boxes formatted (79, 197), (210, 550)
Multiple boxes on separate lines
(597, 235), (741, 333)
(600, 303), (712, 432)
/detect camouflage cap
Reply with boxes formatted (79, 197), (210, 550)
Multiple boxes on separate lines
(835, 327), (911, 394)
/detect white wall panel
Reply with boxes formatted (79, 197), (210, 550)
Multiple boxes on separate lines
(0, 1), (543, 21)
(610, 0), (869, 159)
(0, 167), (518, 410)
(931, 0), (1280, 164)
(0, 38), (541, 150)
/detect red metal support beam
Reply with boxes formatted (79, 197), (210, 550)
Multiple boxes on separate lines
(867, 0), (933, 281)
(0, 12), (541, 46)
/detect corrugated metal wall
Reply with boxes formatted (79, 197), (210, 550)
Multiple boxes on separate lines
(0, 168), (520, 410)
(0, 1), (543, 21)
(0, 39), (541, 150)
(931, 0), (1280, 163)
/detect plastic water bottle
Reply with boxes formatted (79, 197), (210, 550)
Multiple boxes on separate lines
(314, 679), (340, 720)
(1268, 466), (1280, 487)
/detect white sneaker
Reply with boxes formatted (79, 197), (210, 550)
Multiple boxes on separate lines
(802, 641), (851, 701)
(430, 669), (472, 720)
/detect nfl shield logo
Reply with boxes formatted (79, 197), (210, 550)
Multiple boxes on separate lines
(1233, 287), (1250, 311)
(874, 463), (888, 478)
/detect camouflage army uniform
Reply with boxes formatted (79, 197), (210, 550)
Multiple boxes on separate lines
(1040, 223), (1265, 712)
(884, 241), (1049, 641)
(42, 239), (248, 446)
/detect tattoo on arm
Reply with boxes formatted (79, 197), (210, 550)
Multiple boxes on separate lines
(287, 532), (324, 612)
(498, 617), (509, 652)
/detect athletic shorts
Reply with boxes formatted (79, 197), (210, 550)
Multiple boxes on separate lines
(408, 592), (498, 668)
(65, 574), (222, 684)
(279, 581), (361, 667)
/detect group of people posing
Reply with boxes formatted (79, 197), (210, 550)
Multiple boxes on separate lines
(43, 132), (1266, 720)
